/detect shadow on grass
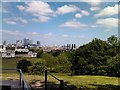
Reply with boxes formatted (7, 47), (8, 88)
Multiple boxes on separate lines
(30, 81), (78, 90)
(88, 84), (120, 90)
(30, 81), (120, 90)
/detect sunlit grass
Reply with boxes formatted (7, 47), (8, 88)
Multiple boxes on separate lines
(2, 58), (43, 68)
(1, 73), (119, 89)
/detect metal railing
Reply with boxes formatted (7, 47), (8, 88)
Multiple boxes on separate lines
(1, 68), (31, 90)
(45, 70), (74, 90)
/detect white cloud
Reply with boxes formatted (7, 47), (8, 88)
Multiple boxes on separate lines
(104, 29), (112, 32)
(1, 29), (22, 36)
(62, 34), (69, 38)
(75, 13), (82, 18)
(81, 0), (102, 6)
(4, 20), (17, 25)
(78, 35), (86, 39)
(17, 1), (54, 22)
(32, 16), (51, 22)
(56, 5), (80, 14)
(44, 33), (53, 38)
(56, 4), (89, 17)
(60, 20), (88, 28)
(60, 20), (97, 29)
(16, 5), (25, 11)
(81, 10), (90, 16)
(95, 4), (118, 17)
(96, 18), (118, 28)
(1, 29), (40, 37)
(27, 32), (39, 36)
(4, 17), (28, 26)
(90, 7), (101, 11)
(39, 16), (51, 22)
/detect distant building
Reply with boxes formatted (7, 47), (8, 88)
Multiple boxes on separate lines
(63, 44), (77, 51)
(15, 48), (37, 57)
(0, 45), (37, 58)
(15, 48), (29, 52)
(3, 41), (6, 46)
(37, 41), (40, 47)
(28, 51), (37, 57)
(0, 45), (15, 58)
(16, 40), (23, 47)
(23, 38), (32, 46)
(1, 50), (15, 58)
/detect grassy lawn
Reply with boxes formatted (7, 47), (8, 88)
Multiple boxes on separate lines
(1, 58), (120, 89)
(1, 73), (120, 90)
(2, 58), (43, 68)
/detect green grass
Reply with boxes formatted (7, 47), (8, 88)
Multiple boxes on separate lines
(1, 58), (120, 89)
(1, 73), (120, 90)
(2, 57), (43, 68)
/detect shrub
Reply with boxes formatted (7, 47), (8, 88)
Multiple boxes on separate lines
(17, 59), (32, 73)
(28, 61), (47, 75)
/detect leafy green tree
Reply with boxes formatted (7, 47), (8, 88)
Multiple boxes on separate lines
(17, 59), (32, 72)
(42, 52), (56, 71)
(55, 52), (72, 73)
(70, 38), (111, 75)
(107, 54), (120, 77)
(107, 35), (118, 46)
(28, 61), (47, 75)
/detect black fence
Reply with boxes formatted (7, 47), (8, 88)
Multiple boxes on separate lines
(45, 70), (74, 90)
(1, 68), (31, 90)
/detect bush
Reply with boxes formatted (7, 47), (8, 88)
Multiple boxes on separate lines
(28, 61), (47, 75)
(17, 59), (32, 73)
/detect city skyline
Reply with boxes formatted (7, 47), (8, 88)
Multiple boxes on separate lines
(1, 1), (118, 46)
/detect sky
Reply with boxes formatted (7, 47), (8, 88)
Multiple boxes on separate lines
(0, 1), (118, 46)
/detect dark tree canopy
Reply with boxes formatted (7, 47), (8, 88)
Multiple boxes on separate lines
(70, 36), (120, 76)
(17, 59), (32, 72)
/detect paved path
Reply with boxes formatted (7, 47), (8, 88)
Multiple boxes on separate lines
(1, 80), (22, 90)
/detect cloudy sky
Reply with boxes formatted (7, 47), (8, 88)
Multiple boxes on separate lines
(1, 1), (118, 46)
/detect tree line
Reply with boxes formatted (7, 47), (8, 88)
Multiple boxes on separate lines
(17, 35), (120, 77)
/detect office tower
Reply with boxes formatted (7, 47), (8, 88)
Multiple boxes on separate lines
(74, 44), (76, 48)
(23, 38), (31, 46)
(37, 41), (40, 46)
(72, 44), (74, 49)
(3, 41), (6, 45)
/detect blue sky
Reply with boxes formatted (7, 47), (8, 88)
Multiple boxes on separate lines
(1, 1), (118, 46)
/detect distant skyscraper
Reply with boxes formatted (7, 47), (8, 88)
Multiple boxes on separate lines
(30, 40), (33, 45)
(74, 44), (76, 48)
(37, 41), (40, 46)
(3, 41), (6, 45)
(72, 44), (74, 49)
(67, 44), (69, 49)
(23, 38), (32, 46)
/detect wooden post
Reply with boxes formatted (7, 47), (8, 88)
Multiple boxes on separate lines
(60, 80), (64, 90)
(45, 70), (47, 90)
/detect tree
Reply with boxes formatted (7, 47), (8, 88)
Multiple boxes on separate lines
(29, 61), (47, 75)
(54, 52), (72, 73)
(17, 59), (32, 72)
(107, 35), (118, 46)
(70, 38), (111, 75)
(107, 54), (120, 77)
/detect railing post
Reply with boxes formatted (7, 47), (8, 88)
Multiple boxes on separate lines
(20, 70), (21, 85)
(22, 81), (24, 90)
(60, 80), (64, 90)
(45, 70), (47, 90)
